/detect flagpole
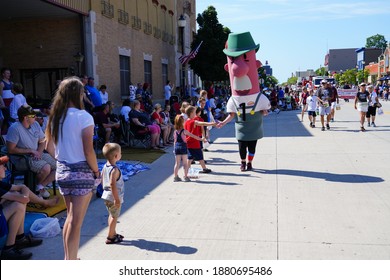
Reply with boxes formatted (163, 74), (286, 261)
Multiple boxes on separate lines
(178, 15), (186, 99)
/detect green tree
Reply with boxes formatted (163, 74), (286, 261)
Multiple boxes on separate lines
(342, 69), (358, 85)
(258, 67), (278, 88)
(315, 67), (328, 76)
(189, 6), (230, 82)
(356, 69), (370, 84)
(287, 76), (298, 85)
(366, 34), (387, 50)
(334, 73), (342, 84)
(268, 75), (279, 87)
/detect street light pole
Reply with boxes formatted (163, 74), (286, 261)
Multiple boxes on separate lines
(178, 15), (186, 98)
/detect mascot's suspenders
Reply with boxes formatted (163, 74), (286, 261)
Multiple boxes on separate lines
(232, 92), (263, 122)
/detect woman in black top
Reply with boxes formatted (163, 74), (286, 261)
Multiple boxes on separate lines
(354, 83), (370, 131)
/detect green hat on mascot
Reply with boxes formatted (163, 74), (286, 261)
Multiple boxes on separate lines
(223, 31), (260, 58)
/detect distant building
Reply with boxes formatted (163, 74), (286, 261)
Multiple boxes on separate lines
(365, 44), (390, 84)
(327, 48), (357, 73)
(355, 47), (383, 70)
(263, 60), (273, 76)
(295, 69), (316, 82)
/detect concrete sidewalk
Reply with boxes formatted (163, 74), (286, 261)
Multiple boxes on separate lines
(29, 100), (390, 260)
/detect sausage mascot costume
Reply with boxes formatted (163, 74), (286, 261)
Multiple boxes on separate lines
(218, 32), (270, 171)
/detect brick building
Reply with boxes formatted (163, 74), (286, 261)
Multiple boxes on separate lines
(0, 0), (196, 106)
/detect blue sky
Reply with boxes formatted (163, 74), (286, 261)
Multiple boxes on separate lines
(196, 0), (390, 83)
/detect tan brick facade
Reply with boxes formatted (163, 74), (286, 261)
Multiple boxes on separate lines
(88, 0), (186, 105)
(0, 0), (196, 106)
(0, 16), (82, 101)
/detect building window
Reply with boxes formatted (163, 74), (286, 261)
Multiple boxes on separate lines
(144, 60), (152, 91)
(162, 63), (168, 89)
(119, 55), (131, 98)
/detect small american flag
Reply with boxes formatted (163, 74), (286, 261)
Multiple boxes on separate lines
(179, 41), (203, 65)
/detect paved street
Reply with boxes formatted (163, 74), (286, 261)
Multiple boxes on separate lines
(29, 100), (390, 260)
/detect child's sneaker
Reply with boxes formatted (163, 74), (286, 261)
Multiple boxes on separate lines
(173, 176), (182, 182)
(367, 122), (371, 127)
(246, 162), (253, 171)
(240, 162), (246, 172)
(321, 127), (325, 131)
(372, 122), (376, 127)
(326, 123), (330, 130)
(184, 176), (191, 182)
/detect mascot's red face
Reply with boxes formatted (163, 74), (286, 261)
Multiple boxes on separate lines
(224, 50), (261, 96)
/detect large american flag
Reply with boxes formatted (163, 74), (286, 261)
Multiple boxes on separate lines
(179, 41), (203, 65)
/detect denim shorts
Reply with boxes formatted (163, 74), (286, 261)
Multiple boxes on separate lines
(174, 142), (188, 155)
(0, 206), (8, 238)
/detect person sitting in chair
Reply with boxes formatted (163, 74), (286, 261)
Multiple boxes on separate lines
(0, 156), (44, 260)
(6, 105), (56, 198)
(95, 103), (121, 144)
(129, 100), (162, 149)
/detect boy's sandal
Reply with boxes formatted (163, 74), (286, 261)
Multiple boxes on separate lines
(105, 235), (123, 244)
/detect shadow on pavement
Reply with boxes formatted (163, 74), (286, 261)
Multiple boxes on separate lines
(121, 239), (197, 254)
(258, 169), (384, 183)
(264, 111), (313, 138)
(193, 179), (241, 186)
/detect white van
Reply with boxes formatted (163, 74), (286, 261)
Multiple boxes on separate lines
(312, 76), (335, 88)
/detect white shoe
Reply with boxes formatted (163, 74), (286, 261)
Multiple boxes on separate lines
(37, 188), (50, 198)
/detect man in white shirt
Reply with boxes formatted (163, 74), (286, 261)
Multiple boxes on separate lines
(9, 83), (28, 121)
(164, 80), (172, 106)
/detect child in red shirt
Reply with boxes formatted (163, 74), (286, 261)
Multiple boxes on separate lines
(184, 106), (215, 173)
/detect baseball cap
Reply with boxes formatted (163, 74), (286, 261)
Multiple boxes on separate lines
(35, 111), (47, 118)
(17, 105), (37, 118)
(0, 155), (9, 165)
(359, 82), (366, 86)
